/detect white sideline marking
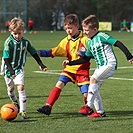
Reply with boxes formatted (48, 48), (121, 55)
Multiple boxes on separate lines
(33, 66), (133, 81)
(109, 77), (133, 81)
(36, 71), (61, 75)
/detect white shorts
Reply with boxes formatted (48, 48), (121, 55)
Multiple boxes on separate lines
(92, 65), (116, 87)
(4, 71), (24, 90)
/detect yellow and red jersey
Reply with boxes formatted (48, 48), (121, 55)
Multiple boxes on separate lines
(50, 31), (90, 74)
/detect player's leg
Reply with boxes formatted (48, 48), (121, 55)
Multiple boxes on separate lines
(76, 70), (90, 104)
(14, 71), (27, 119)
(4, 77), (18, 107)
(80, 84), (88, 104)
(88, 65), (116, 118)
(79, 81), (99, 115)
(92, 92), (106, 118)
(79, 84), (94, 115)
(87, 79), (107, 118)
(80, 65), (116, 117)
(17, 85), (27, 119)
(79, 83), (105, 116)
(46, 80), (65, 108)
(76, 71), (94, 115)
(37, 75), (71, 115)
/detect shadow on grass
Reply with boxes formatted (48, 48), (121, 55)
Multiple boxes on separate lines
(6, 110), (132, 123)
(89, 110), (133, 122)
(27, 94), (76, 99)
(9, 119), (37, 123)
(28, 110), (133, 120)
(28, 111), (84, 119)
(0, 96), (9, 100)
(51, 112), (86, 119)
(107, 110), (133, 116)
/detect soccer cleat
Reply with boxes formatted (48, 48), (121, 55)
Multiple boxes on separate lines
(88, 108), (94, 115)
(79, 105), (91, 115)
(37, 105), (51, 115)
(79, 105), (94, 115)
(19, 111), (28, 120)
(88, 112), (106, 118)
(12, 101), (20, 113)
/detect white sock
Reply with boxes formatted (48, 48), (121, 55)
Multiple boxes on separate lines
(94, 92), (104, 114)
(87, 84), (99, 108)
(7, 90), (18, 102)
(18, 90), (26, 112)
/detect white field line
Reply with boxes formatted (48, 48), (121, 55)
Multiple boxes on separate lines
(34, 66), (133, 81)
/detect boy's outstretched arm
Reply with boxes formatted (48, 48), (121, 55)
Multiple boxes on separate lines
(62, 55), (91, 67)
(114, 41), (133, 64)
(32, 53), (47, 71)
(38, 50), (51, 57)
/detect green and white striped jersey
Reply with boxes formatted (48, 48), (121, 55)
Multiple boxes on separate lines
(2, 35), (37, 77)
(85, 32), (117, 69)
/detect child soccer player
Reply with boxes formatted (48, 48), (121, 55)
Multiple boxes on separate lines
(120, 19), (130, 32)
(37, 14), (104, 116)
(63, 15), (133, 118)
(1, 17), (47, 119)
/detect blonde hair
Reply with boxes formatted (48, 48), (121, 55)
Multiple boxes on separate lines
(82, 15), (99, 29)
(9, 17), (25, 32)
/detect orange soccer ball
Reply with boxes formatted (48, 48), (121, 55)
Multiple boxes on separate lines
(0, 104), (18, 121)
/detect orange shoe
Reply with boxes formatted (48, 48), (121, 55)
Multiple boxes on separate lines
(79, 105), (92, 115)
(88, 112), (106, 118)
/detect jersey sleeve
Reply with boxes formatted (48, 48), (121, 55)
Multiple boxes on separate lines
(27, 41), (37, 55)
(3, 40), (10, 59)
(39, 50), (51, 57)
(100, 33), (117, 46)
(106, 36), (117, 45)
(51, 39), (67, 57)
(85, 40), (93, 57)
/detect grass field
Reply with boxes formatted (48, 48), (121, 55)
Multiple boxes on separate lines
(0, 31), (133, 133)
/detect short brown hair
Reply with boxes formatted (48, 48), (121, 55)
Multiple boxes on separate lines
(82, 15), (99, 29)
(9, 17), (24, 32)
(64, 14), (79, 26)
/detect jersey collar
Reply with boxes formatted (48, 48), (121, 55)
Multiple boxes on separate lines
(90, 31), (99, 39)
(67, 30), (83, 41)
(10, 35), (23, 44)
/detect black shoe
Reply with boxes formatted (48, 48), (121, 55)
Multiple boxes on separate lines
(88, 108), (94, 115)
(101, 112), (106, 117)
(37, 106), (51, 115)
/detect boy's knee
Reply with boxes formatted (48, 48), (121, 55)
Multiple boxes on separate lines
(80, 84), (89, 94)
(88, 84), (99, 94)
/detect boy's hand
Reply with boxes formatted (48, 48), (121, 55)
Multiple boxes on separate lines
(129, 58), (133, 64)
(39, 65), (47, 71)
(11, 74), (16, 79)
(38, 50), (42, 57)
(10, 70), (16, 79)
(62, 60), (69, 67)
(76, 51), (85, 57)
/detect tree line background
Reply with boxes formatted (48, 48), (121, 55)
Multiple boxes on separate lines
(0, 0), (132, 30)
